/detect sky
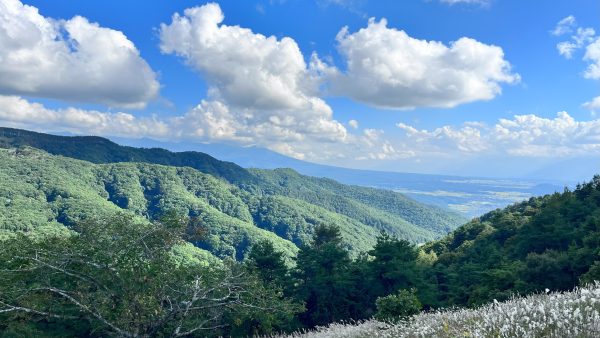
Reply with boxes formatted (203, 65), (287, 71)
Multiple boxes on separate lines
(0, 0), (599, 178)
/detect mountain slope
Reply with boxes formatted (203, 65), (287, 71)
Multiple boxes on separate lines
(0, 127), (256, 185)
(111, 136), (566, 218)
(0, 147), (299, 259)
(251, 168), (462, 236)
(1, 147), (459, 260)
(0, 127), (466, 243)
(423, 175), (600, 307)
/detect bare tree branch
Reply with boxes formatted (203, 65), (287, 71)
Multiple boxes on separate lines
(41, 287), (135, 338)
(0, 300), (76, 319)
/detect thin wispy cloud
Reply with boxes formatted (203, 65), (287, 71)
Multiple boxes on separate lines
(439, 0), (491, 6)
(553, 16), (600, 114)
(551, 15), (576, 36)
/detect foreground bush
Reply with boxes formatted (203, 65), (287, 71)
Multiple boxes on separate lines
(375, 289), (422, 322)
(275, 282), (600, 338)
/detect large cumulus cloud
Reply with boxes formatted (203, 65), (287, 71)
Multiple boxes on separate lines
(325, 18), (519, 109)
(158, 2), (347, 151)
(0, 0), (159, 108)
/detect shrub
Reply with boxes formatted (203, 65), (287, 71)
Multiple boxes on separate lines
(375, 288), (422, 322)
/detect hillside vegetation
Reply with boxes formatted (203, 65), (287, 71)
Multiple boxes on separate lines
(0, 146), (462, 260)
(0, 147), (298, 258)
(251, 168), (458, 237)
(6, 186), (600, 337)
(0, 127), (466, 249)
(0, 214), (302, 337)
(423, 176), (600, 307)
(0, 127), (255, 185)
(7, 128), (600, 336)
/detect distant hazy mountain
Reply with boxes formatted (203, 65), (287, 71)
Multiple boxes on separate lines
(524, 157), (600, 183)
(110, 137), (570, 218)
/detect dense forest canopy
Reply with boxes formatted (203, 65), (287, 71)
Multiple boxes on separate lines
(2, 128), (600, 337)
(0, 128), (465, 256)
(423, 175), (600, 307)
(5, 174), (600, 336)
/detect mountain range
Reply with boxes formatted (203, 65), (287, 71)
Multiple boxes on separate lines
(111, 136), (569, 218)
(2, 127), (600, 337)
(0, 127), (466, 259)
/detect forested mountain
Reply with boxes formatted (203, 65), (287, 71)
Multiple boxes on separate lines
(423, 176), (600, 307)
(0, 149), (462, 263)
(0, 128), (256, 185)
(3, 129), (600, 336)
(251, 168), (459, 236)
(115, 136), (566, 218)
(0, 128), (465, 251)
(9, 127), (600, 337)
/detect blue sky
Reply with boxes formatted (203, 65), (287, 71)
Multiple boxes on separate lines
(1, 0), (599, 177)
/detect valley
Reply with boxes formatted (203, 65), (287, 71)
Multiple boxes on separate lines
(114, 137), (568, 218)
(1, 1), (598, 336)
(1, 127), (600, 337)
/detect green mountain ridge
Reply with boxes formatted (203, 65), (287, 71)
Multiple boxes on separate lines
(0, 127), (257, 185)
(0, 146), (390, 258)
(250, 168), (458, 236)
(423, 175), (600, 307)
(2, 128), (600, 336)
(0, 147), (298, 259)
(0, 127), (466, 259)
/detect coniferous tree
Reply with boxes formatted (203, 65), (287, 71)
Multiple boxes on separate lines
(368, 232), (423, 300)
(293, 224), (356, 327)
(246, 239), (291, 290)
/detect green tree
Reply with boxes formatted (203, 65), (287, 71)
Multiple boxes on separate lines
(0, 214), (299, 337)
(375, 289), (422, 323)
(246, 239), (290, 289)
(293, 224), (357, 327)
(368, 232), (422, 298)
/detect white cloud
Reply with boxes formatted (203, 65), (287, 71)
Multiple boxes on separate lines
(154, 4), (525, 161)
(360, 141), (406, 160)
(0, 0), (159, 108)
(0, 95), (403, 163)
(1, 4), (416, 164)
(356, 128), (414, 160)
(158, 3), (348, 156)
(170, 99), (347, 145)
(396, 112), (600, 158)
(583, 96), (600, 115)
(551, 15), (576, 36)
(495, 112), (600, 157)
(397, 123), (487, 153)
(4, 94), (599, 164)
(439, 0), (490, 6)
(553, 17), (599, 108)
(0, 96), (168, 137)
(553, 16), (597, 64)
(557, 41), (578, 59)
(584, 37), (600, 79)
(556, 27), (596, 58)
(326, 18), (519, 109)
(159, 3), (309, 111)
